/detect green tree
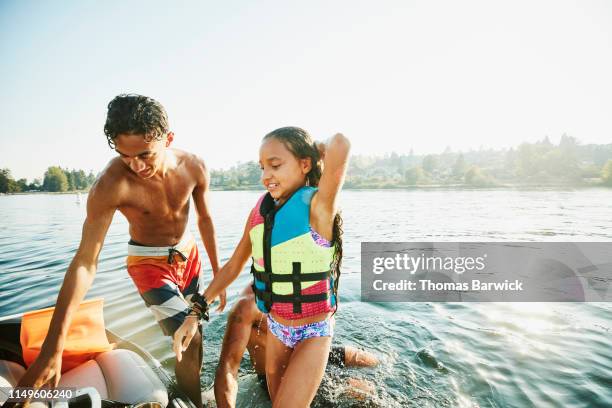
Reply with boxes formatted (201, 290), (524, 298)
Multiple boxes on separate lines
(559, 133), (578, 150)
(63, 169), (88, 190)
(0, 168), (11, 193)
(541, 149), (579, 181)
(602, 160), (612, 186)
(16, 178), (28, 191)
(422, 155), (438, 174)
(389, 152), (400, 167)
(464, 165), (496, 187)
(43, 166), (69, 192)
(74, 170), (88, 189)
(7, 180), (20, 192)
(28, 178), (42, 191)
(210, 169), (225, 186)
(465, 166), (480, 185)
(65, 168), (76, 190)
(86, 171), (97, 186)
(0, 169), (23, 193)
(452, 154), (467, 179)
(243, 161), (261, 185)
(404, 166), (425, 185)
(517, 143), (538, 179)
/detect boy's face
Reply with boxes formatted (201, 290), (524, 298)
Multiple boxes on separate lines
(114, 132), (173, 179)
(259, 137), (311, 204)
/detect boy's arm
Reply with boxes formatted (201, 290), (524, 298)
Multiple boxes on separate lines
(192, 156), (224, 309)
(313, 133), (351, 214)
(17, 179), (117, 389)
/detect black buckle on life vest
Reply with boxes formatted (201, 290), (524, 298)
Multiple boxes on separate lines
(269, 292), (330, 304)
(251, 266), (272, 284)
(259, 290), (273, 303)
(254, 270), (331, 283)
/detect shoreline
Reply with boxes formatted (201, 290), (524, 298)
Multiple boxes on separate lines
(2, 184), (610, 196)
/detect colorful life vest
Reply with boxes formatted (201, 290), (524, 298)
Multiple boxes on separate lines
(249, 186), (337, 318)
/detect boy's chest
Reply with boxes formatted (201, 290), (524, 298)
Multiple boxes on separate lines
(121, 176), (196, 216)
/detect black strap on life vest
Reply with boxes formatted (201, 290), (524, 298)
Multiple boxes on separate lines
(252, 288), (332, 311)
(262, 209), (275, 312)
(251, 264), (333, 314)
(251, 267), (331, 284)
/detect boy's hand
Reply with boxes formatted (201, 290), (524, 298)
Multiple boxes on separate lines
(17, 350), (63, 397)
(173, 316), (199, 362)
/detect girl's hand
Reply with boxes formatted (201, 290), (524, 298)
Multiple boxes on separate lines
(173, 316), (199, 362)
(216, 289), (227, 312)
(315, 140), (326, 162)
(311, 132), (350, 221)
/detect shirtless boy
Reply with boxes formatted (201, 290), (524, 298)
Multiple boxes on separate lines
(17, 94), (223, 407)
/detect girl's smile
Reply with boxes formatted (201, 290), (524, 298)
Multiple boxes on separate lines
(259, 137), (311, 204)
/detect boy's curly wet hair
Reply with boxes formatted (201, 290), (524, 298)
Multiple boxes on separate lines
(104, 94), (169, 149)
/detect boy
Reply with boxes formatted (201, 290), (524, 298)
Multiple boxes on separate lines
(18, 94), (223, 407)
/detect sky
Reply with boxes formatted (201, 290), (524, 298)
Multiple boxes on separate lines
(1, 0), (611, 181)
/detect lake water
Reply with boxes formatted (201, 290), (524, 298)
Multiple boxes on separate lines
(1, 189), (611, 407)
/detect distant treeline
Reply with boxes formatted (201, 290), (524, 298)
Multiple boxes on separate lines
(0, 166), (97, 193)
(3, 136), (612, 194)
(210, 135), (612, 188)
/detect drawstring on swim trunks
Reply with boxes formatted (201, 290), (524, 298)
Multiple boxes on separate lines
(167, 247), (188, 264)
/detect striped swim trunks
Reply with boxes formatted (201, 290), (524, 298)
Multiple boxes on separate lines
(126, 233), (202, 336)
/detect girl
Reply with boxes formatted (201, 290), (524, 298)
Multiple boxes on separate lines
(174, 127), (350, 407)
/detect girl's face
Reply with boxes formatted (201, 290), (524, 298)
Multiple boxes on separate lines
(259, 137), (311, 204)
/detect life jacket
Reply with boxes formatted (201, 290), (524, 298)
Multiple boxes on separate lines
(249, 186), (337, 318)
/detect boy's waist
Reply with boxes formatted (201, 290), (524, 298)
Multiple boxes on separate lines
(127, 231), (195, 257)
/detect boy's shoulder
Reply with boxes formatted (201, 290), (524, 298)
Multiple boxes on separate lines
(86, 158), (130, 205)
(171, 148), (210, 187)
(99, 157), (131, 182)
(172, 148), (206, 170)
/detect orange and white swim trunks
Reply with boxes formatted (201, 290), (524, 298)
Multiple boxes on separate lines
(126, 233), (202, 336)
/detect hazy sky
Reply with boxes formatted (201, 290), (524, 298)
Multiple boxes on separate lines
(1, 0), (611, 180)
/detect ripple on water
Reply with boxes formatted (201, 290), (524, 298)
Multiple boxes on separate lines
(1, 190), (612, 407)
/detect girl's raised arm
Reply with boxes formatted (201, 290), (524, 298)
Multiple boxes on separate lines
(314, 133), (351, 214)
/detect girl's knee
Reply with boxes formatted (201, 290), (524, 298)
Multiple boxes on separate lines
(230, 295), (257, 322)
(215, 360), (239, 381)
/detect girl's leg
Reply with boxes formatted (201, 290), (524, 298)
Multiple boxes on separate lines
(214, 294), (258, 408)
(273, 336), (332, 408)
(265, 327), (293, 401)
